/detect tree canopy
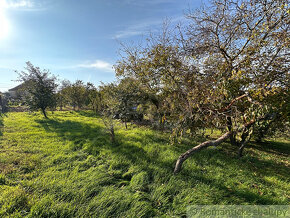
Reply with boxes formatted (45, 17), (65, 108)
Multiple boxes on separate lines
(17, 62), (58, 118)
(115, 0), (289, 172)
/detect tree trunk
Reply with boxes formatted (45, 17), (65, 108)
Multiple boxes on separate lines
(227, 117), (237, 146)
(41, 108), (48, 119)
(238, 142), (247, 157)
(174, 131), (232, 174)
(237, 121), (254, 157)
(159, 113), (165, 131)
(110, 125), (115, 143)
(238, 133), (251, 157)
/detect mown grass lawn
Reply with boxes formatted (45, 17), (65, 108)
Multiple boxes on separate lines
(0, 111), (289, 217)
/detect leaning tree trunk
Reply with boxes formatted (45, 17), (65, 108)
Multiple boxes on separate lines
(174, 131), (232, 174)
(41, 108), (48, 119)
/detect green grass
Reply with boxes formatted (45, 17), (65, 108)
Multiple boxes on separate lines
(0, 111), (289, 217)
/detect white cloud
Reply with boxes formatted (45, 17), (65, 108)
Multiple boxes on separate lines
(78, 60), (114, 72)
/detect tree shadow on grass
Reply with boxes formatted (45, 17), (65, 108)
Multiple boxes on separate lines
(35, 118), (105, 148)
(35, 118), (178, 173)
(250, 141), (290, 156)
(169, 138), (289, 204)
(75, 110), (99, 118)
(35, 118), (289, 205)
(179, 168), (280, 204)
(171, 135), (289, 175)
(176, 148), (289, 205)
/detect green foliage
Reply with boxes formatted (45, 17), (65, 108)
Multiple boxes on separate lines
(0, 112), (289, 217)
(99, 82), (120, 116)
(69, 80), (87, 110)
(56, 79), (72, 110)
(56, 80), (102, 112)
(85, 82), (99, 113)
(17, 62), (58, 118)
(115, 77), (144, 123)
(115, 0), (289, 144)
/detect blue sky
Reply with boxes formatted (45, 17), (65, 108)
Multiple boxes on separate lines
(0, 0), (203, 92)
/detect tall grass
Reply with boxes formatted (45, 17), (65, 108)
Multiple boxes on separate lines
(0, 111), (289, 217)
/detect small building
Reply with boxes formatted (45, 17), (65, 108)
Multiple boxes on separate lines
(8, 83), (26, 98)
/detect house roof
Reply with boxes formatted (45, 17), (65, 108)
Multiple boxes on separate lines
(8, 83), (25, 92)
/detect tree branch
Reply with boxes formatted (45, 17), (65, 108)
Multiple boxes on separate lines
(174, 131), (232, 174)
(219, 93), (248, 112)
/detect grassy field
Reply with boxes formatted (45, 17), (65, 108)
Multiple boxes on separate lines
(0, 111), (289, 217)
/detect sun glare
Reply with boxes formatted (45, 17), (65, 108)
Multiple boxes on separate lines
(0, 0), (10, 40)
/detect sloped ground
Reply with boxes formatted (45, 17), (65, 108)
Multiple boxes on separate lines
(0, 111), (289, 217)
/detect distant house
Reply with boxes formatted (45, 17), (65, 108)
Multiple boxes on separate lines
(8, 83), (26, 98)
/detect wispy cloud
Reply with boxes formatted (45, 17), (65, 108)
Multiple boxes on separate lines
(113, 16), (185, 39)
(78, 60), (114, 72)
(113, 19), (162, 39)
(5, 0), (33, 8)
(114, 29), (144, 39)
(124, 0), (175, 6)
(1, 0), (45, 11)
